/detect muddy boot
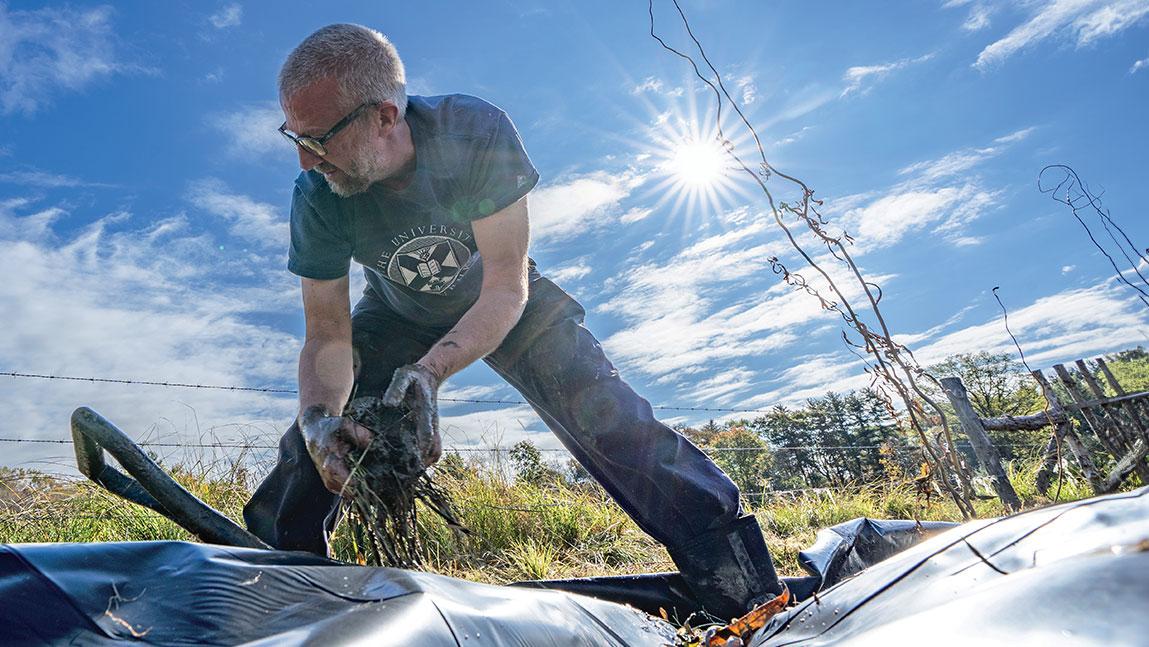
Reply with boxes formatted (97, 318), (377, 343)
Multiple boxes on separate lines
(667, 514), (785, 621)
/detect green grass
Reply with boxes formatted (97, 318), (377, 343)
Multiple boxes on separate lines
(0, 458), (1116, 583)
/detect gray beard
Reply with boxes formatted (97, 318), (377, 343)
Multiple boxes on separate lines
(326, 172), (373, 197)
(325, 146), (388, 197)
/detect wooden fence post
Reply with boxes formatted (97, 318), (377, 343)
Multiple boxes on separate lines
(1032, 370), (1105, 494)
(939, 377), (1022, 512)
(1095, 357), (1149, 444)
(1055, 363), (1149, 484)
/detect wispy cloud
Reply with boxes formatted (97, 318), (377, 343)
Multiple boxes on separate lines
(0, 169), (116, 189)
(208, 4), (242, 29)
(187, 179), (287, 250)
(733, 74), (758, 105)
(593, 219), (898, 388)
(208, 102), (290, 159)
(774, 126), (814, 148)
(0, 196), (299, 467)
(547, 258), (594, 284)
(631, 76), (685, 97)
(897, 126), (1033, 182)
(964, 4), (995, 30)
(974, 0), (1149, 70)
(910, 283), (1149, 366)
(841, 53), (935, 97)
(529, 169), (647, 243)
(1131, 54), (1149, 72)
(834, 127), (1033, 249)
(0, 4), (143, 115)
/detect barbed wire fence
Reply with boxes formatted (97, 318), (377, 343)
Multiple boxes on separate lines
(0, 368), (1053, 505)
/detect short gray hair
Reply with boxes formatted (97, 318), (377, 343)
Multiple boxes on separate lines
(279, 24), (408, 117)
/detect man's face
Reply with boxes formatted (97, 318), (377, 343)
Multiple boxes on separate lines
(281, 77), (386, 197)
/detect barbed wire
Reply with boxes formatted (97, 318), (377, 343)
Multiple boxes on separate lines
(0, 370), (780, 415)
(0, 435), (1041, 453)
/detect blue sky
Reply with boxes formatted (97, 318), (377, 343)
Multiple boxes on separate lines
(2, 0), (1148, 472)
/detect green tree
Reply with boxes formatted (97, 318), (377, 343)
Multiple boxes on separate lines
(928, 352), (1043, 418)
(707, 422), (772, 496)
(508, 440), (561, 485)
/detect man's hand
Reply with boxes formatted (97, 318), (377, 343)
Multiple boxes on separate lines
(299, 405), (373, 494)
(381, 364), (442, 467)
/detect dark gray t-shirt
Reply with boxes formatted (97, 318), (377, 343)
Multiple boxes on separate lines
(287, 94), (540, 327)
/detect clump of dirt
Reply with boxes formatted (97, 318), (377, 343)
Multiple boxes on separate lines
(341, 396), (465, 568)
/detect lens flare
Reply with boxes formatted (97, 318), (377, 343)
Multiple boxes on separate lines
(666, 139), (727, 188)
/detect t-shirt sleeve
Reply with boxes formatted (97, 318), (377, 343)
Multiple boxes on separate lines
(466, 111), (540, 219)
(287, 183), (353, 280)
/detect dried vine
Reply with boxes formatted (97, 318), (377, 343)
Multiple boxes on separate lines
(649, 0), (975, 516)
(1039, 164), (1149, 309)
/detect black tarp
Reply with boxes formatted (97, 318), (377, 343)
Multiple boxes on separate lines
(754, 486), (1149, 646)
(3, 487), (1146, 645)
(0, 542), (676, 645)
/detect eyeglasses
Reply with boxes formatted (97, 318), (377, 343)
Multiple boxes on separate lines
(278, 101), (378, 157)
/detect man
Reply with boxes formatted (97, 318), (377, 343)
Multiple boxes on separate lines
(243, 23), (783, 620)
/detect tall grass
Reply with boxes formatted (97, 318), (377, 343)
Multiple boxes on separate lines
(0, 455), (1110, 583)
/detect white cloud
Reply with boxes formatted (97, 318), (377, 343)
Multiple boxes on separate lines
(0, 4), (142, 115)
(439, 405), (560, 453)
(619, 207), (653, 224)
(1131, 54), (1149, 72)
(592, 221), (903, 386)
(188, 179), (287, 250)
(529, 170), (646, 242)
(1062, 264), (1077, 273)
(547, 259), (594, 284)
(0, 169), (115, 189)
(837, 128), (1034, 249)
(897, 127), (1032, 182)
(0, 196), (300, 469)
(631, 76), (685, 97)
(208, 4), (242, 29)
(910, 283), (1149, 367)
(734, 74), (758, 104)
(840, 185), (1000, 249)
(774, 126), (813, 148)
(974, 0), (1149, 70)
(841, 53), (935, 97)
(963, 4), (994, 30)
(209, 102), (291, 160)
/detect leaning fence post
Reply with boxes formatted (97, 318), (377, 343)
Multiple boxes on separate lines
(1032, 370), (1105, 495)
(939, 377), (1022, 512)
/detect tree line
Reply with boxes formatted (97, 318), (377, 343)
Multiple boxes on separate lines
(481, 348), (1149, 495)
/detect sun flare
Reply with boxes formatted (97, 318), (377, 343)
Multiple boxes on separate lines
(666, 139), (727, 189)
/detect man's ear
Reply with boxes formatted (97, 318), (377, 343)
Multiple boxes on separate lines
(376, 102), (401, 134)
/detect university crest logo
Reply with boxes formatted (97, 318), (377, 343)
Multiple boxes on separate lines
(385, 235), (472, 294)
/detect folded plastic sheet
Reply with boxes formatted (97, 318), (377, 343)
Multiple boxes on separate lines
(4, 488), (1146, 645)
(754, 486), (1149, 646)
(0, 541), (676, 646)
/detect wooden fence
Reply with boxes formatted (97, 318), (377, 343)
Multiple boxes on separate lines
(940, 356), (1149, 512)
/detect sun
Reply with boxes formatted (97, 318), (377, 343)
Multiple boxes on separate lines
(666, 139), (727, 189)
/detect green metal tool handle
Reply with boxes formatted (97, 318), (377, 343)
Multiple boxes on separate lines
(71, 406), (269, 550)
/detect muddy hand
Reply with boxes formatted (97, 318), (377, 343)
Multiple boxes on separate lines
(300, 405), (373, 494)
(381, 363), (442, 467)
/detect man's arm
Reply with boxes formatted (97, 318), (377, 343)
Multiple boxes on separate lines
(297, 274), (372, 493)
(299, 275), (355, 418)
(416, 195), (531, 380)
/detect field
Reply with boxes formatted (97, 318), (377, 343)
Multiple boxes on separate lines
(0, 454), (1100, 583)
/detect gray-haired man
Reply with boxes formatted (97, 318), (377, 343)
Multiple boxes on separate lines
(242, 23), (783, 620)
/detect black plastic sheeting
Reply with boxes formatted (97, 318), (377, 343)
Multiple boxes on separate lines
(2, 487), (1146, 645)
(754, 486), (1149, 646)
(0, 542), (676, 646)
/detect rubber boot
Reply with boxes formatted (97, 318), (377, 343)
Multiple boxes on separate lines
(667, 514), (785, 621)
